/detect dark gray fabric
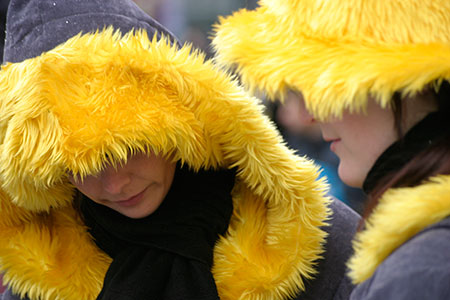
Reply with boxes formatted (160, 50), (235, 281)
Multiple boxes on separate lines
(350, 216), (450, 300)
(294, 199), (360, 300)
(4, 0), (178, 63)
(0, 0), (9, 63)
(0, 289), (26, 300)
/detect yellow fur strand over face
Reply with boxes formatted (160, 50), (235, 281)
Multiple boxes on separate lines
(0, 29), (330, 300)
(212, 0), (450, 120)
(348, 175), (450, 283)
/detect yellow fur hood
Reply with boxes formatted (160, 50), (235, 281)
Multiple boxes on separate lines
(212, 0), (450, 120)
(348, 175), (450, 283)
(0, 29), (330, 300)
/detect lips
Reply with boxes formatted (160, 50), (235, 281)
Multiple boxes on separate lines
(322, 135), (341, 151)
(115, 189), (146, 207)
(329, 139), (341, 152)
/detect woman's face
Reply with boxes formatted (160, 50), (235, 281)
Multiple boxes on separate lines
(296, 97), (398, 188)
(296, 91), (437, 188)
(319, 100), (397, 187)
(69, 152), (176, 219)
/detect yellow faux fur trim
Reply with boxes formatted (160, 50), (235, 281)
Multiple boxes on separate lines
(0, 29), (330, 300)
(212, 0), (450, 120)
(348, 175), (450, 283)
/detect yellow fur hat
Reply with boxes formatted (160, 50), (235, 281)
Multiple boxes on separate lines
(212, 0), (450, 120)
(0, 29), (330, 300)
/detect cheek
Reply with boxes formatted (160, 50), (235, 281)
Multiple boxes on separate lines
(340, 129), (396, 187)
(68, 176), (100, 200)
(360, 128), (397, 165)
(342, 133), (380, 173)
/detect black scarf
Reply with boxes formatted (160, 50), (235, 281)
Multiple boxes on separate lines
(363, 111), (448, 193)
(81, 164), (235, 300)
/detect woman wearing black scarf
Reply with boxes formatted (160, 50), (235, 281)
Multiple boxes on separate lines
(0, 0), (359, 299)
(78, 161), (235, 300)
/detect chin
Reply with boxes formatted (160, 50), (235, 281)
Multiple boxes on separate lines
(120, 209), (153, 219)
(337, 164), (364, 188)
(123, 202), (163, 219)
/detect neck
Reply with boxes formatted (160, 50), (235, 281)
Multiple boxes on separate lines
(363, 111), (446, 194)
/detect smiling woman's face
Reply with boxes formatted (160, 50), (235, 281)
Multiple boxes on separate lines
(318, 99), (397, 188)
(68, 152), (176, 219)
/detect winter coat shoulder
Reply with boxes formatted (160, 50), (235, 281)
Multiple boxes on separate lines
(296, 198), (360, 300)
(350, 215), (450, 300)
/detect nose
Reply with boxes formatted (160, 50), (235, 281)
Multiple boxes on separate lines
(99, 165), (131, 195)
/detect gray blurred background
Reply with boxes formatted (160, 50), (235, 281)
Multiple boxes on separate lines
(133, 0), (258, 58)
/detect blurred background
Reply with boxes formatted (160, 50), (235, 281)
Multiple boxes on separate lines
(133, 0), (258, 58)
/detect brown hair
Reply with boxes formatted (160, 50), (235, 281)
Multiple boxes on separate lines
(361, 81), (450, 224)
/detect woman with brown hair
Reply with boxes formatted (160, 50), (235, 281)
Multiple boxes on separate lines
(212, 0), (450, 298)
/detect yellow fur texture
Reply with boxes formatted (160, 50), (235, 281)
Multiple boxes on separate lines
(0, 29), (330, 300)
(348, 175), (450, 283)
(212, 0), (450, 120)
